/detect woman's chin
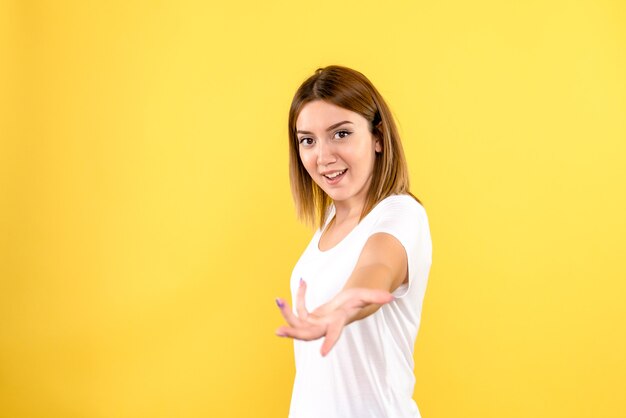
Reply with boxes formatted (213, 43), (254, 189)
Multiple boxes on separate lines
(325, 191), (349, 203)
(317, 185), (363, 204)
(315, 184), (343, 201)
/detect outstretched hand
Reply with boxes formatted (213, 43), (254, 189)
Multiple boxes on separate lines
(275, 279), (395, 356)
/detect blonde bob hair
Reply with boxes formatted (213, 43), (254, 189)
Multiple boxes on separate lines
(288, 65), (420, 228)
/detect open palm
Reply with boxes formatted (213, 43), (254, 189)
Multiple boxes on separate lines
(275, 279), (394, 356)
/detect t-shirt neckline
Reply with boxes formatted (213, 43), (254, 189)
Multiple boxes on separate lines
(316, 206), (355, 253)
(315, 197), (392, 253)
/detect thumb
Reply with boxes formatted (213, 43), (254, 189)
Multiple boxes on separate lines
(320, 317), (346, 357)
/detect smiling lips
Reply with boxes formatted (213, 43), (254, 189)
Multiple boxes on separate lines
(322, 168), (348, 184)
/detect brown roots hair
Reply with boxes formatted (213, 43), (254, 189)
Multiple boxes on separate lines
(288, 65), (420, 228)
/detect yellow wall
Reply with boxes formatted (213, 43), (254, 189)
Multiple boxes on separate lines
(1, 1), (625, 417)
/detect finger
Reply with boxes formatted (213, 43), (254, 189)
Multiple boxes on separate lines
(275, 298), (303, 327)
(296, 278), (309, 319)
(320, 316), (346, 357)
(275, 324), (324, 341)
(304, 313), (325, 326)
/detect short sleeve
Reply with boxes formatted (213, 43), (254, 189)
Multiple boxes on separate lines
(368, 195), (432, 299)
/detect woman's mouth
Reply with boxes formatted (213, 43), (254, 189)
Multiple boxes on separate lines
(322, 169), (348, 185)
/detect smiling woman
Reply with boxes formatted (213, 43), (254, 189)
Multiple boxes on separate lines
(295, 102), (382, 210)
(275, 65), (432, 418)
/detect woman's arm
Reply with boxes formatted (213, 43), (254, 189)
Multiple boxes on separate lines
(275, 232), (407, 356)
(341, 232), (408, 322)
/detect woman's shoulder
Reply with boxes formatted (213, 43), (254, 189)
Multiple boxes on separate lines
(374, 193), (427, 217)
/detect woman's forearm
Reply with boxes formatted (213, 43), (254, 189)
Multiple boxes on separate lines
(342, 263), (399, 324)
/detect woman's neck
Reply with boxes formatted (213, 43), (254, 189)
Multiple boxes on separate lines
(331, 175), (373, 226)
(333, 199), (365, 226)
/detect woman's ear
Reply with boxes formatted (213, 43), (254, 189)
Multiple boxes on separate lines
(373, 121), (383, 153)
(375, 138), (383, 153)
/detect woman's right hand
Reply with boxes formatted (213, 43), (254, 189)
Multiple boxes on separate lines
(275, 279), (394, 356)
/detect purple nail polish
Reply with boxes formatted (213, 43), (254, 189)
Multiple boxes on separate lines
(275, 298), (284, 308)
(299, 278), (304, 286)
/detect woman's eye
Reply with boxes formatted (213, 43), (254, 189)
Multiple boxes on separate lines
(335, 130), (351, 140)
(299, 137), (314, 146)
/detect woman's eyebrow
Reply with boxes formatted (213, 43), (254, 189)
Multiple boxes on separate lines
(297, 120), (353, 135)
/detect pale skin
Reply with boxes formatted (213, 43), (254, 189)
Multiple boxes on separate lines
(276, 100), (408, 356)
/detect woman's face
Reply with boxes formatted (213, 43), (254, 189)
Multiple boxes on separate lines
(296, 100), (381, 209)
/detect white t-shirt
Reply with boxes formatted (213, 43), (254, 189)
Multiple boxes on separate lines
(288, 194), (433, 418)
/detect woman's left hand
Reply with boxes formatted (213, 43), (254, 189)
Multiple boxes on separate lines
(275, 279), (394, 356)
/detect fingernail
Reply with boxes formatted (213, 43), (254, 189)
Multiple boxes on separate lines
(299, 278), (304, 286)
(275, 298), (284, 308)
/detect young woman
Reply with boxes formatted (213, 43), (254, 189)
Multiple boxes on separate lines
(275, 65), (433, 418)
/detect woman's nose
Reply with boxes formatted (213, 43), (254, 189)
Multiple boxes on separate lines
(316, 142), (336, 165)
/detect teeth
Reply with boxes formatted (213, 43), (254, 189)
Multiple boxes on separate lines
(325, 170), (346, 179)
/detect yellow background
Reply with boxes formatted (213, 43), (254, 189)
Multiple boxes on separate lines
(1, 1), (625, 417)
